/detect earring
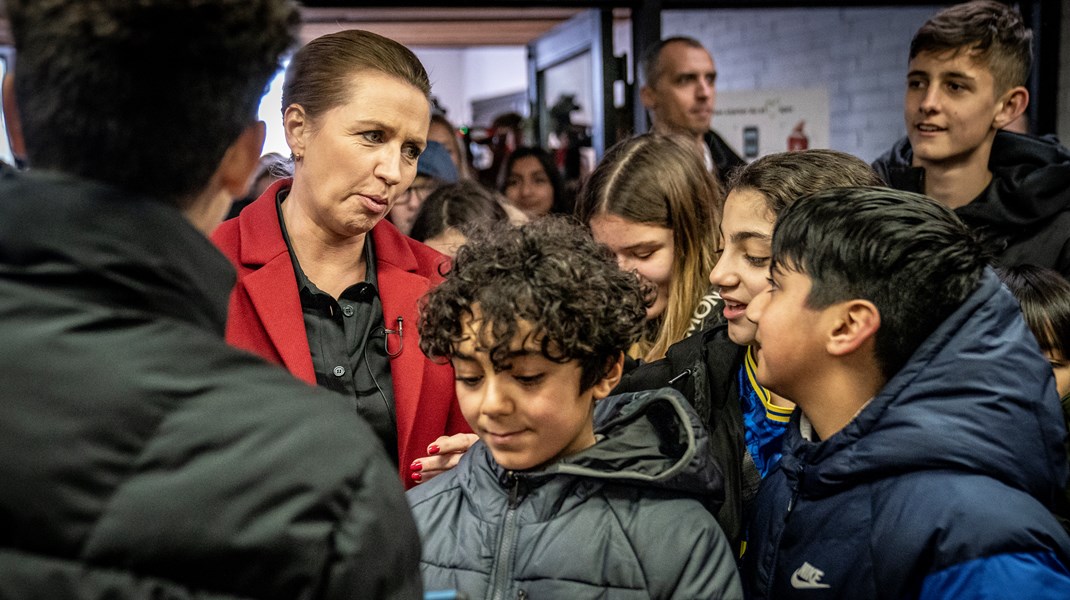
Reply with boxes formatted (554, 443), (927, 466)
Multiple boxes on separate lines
(294, 153), (302, 161)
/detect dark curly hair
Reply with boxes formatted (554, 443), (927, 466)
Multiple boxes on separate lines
(419, 217), (648, 391)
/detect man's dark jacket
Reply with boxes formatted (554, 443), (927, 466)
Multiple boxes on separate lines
(745, 270), (1070, 599)
(873, 131), (1070, 277)
(706, 130), (747, 187)
(0, 172), (422, 599)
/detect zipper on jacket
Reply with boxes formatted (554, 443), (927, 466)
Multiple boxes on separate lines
(668, 368), (693, 385)
(488, 472), (524, 600)
(765, 464), (804, 599)
(786, 465), (803, 512)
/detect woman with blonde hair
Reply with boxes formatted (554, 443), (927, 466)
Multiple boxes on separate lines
(576, 133), (723, 362)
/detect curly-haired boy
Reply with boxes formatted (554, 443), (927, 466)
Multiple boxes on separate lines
(410, 217), (743, 599)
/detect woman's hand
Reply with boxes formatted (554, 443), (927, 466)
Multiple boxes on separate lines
(409, 433), (479, 484)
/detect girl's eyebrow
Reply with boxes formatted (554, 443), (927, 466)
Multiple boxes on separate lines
(729, 230), (772, 244)
(620, 241), (662, 250)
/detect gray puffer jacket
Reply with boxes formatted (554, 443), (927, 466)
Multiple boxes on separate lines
(407, 388), (744, 600)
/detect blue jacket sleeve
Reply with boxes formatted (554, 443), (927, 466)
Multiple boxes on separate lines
(919, 551), (1070, 600)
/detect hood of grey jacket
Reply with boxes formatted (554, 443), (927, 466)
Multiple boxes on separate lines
(442, 387), (725, 521)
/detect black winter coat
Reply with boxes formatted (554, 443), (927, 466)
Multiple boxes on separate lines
(0, 172), (422, 599)
(873, 131), (1070, 277)
(614, 324), (755, 553)
(705, 130), (747, 187)
(408, 389), (743, 600)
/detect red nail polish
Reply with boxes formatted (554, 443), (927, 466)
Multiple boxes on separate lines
(428, 444), (440, 455)
(410, 460), (422, 471)
(411, 471), (422, 482)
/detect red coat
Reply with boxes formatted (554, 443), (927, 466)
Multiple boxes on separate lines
(212, 179), (469, 488)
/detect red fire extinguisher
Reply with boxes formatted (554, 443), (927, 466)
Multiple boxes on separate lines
(788, 120), (809, 151)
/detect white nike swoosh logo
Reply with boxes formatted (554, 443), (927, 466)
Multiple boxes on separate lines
(791, 570), (831, 589)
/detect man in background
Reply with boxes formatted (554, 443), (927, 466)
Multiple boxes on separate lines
(640, 36), (746, 185)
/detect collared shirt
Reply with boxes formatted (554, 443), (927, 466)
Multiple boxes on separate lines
(277, 191), (398, 466)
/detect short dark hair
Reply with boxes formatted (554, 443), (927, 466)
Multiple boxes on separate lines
(998, 264), (1070, 358)
(772, 187), (986, 380)
(502, 146), (570, 215)
(639, 36), (707, 88)
(419, 217), (648, 391)
(728, 149), (885, 218)
(910, 0), (1032, 92)
(6, 0), (299, 207)
(409, 180), (509, 243)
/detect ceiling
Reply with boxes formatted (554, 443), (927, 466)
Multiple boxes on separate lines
(299, 7), (586, 47)
(0, 6), (587, 48)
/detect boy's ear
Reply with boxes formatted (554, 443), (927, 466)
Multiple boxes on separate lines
(218, 121), (267, 199)
(181, 121), (265, 234)
(825, 299), (880, 357)
(591, 353), (625, 400)
(992, 85), (1029, 130)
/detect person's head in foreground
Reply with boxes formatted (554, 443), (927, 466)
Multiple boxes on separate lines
(999, 264), (1070, 402)
(576, 132), (722, 361)
(419, 217), (647, 470)
(0, 1), (426, 598)
(711, 149), (885, 348)
(5, 0), (297, 232)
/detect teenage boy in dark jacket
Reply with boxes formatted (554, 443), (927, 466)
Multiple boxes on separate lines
(744, 187), (1070, 599)
(0, 1), (421, 598)
(410, 218), (742, 599)
(872, 0), (1070, 277)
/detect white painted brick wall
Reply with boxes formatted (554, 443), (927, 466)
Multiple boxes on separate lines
(664, 6), (941, 162)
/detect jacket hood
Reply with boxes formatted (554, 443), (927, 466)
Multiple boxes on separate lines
(975, 131), (1070, 227)
(0, 171), (234, 334)
(785, 269), (1068, 506)
(558, 387), (723, 497)
(454, 388), (725, 516)
(874, 132), (1070, 228)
